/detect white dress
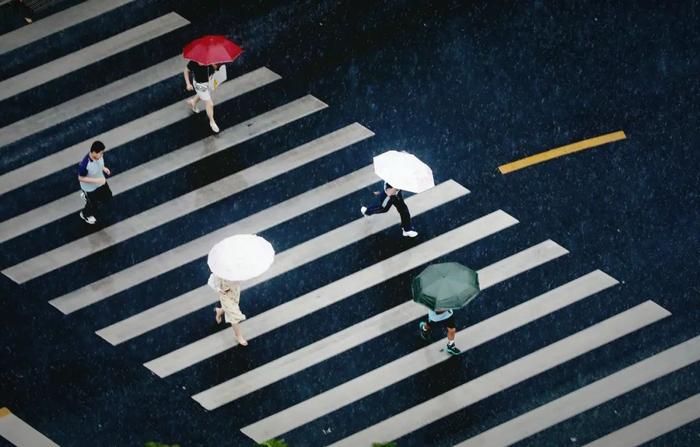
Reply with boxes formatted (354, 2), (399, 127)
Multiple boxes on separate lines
(208, 274), (246, 324)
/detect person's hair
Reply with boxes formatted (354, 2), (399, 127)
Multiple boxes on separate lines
(90, 141), (105, 154)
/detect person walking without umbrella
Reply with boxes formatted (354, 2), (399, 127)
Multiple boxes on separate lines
(184, 60), (220, 133)
(77, 140), (112, 225)
(209, 273), (248, 346)
(361, 182), (418, 237)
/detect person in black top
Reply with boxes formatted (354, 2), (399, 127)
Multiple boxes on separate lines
(360, 182), (418, 237)
(184, 60), (220, 133)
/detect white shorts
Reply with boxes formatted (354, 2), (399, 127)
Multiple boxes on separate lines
(193, 81), (212, 102)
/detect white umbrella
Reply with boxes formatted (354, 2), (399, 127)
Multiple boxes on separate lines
(373, 150), (435, 193)
(207, 234), (274, 281)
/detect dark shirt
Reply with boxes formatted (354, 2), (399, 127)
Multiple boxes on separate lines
(187, 61), (211, 83)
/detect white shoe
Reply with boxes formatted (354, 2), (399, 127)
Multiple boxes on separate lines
(360, 206), (368, 216)
(80, 212), (96, 225)
(187, 100), (199, 113)
(403, 230), (418, 237)
(210, 121), (220, 133)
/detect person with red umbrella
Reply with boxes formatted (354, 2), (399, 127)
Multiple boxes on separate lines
(182, 35), (243, 133)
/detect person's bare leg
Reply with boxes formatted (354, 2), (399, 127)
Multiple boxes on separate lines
(204, 100), (214, 119)
(214, 307), (223, 324)
(232, 323), (247, 346)
(186, 95), (200, 112)
(205, 100), (219, 132)
(447, 327), (456, 342)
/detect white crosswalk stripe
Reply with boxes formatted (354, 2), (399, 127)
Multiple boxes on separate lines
(143, 210), (516, 378)
(584, 391), (700, 447)
(196, 249), (605, 411)
(50, 164), (381, 316)
(456, 334), (700, 447)
(0, 66), (281, 194)
(0, 13), (190, 102)
(318, 301), (670, 447)
(96, 180), (471, 347)
(0, 0), (137, 55)
(3, 120), (365, 283)
(0, 94), (326, 247)
(0, 407), (58, 447)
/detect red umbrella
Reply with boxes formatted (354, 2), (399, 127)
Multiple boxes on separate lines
(183, 35), (243, 65)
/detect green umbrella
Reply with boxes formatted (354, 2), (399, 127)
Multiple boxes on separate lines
(411, 262), (480, 310)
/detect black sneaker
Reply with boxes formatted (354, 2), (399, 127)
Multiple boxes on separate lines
(419, 321), (432, 340)
(446, 342), (461, 355)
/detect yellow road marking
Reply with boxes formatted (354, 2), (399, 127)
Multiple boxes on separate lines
(0, 407), (10, 417)
(498, 131), (627, 174)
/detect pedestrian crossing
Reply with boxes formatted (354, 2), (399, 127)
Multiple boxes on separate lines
(50, 163), (382, 315)
(239, 240), (573, 440)
(0, 55), (183, 150)
(0, 0), (137, 55)
(456, 335), (700, 446)
(584, 392), (700, 447)
(0, 93), (326, 246)
(0, 12), (189, 102)
(3, 115), (360, 283)
(193, 240), (575, 410)
(95, 180), (470, 346)
(143, 210), (518, 378)
(1, 8), (697, 446)
(0, 66), (282, 195)
(321, 301), (670, 446)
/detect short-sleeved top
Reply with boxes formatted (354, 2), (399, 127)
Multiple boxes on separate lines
(77, 153), (104, 192)
(187, 61), (211, 84)
(428, 308), (454, 322)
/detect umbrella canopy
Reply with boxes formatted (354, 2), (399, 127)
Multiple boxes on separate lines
(411, 262), (480, 310)
(373, 150), (435, 193)
(207, 234), (274, 281)
(183, 35), (243, 65)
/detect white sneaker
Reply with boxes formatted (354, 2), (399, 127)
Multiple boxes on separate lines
(187, 100), (199, 113)
(403, 230), (418, 237)
(210, 121), (220, 133)
(360, 206), (368, 216)
(80, 212), (96, 225)
(80, 191), (86, 202)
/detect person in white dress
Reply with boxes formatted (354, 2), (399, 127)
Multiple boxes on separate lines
(184, 60), (221, 133)
(208, 274), (247, 346)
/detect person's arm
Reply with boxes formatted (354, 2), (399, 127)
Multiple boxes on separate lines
(183, 66), (193, 91)
(78, 175), (106, 185)
(102, 166), (111, 176)
(365, 191), (392, 214)
(77, 157), (106, 185)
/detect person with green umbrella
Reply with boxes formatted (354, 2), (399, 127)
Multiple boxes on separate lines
(419, 308), (460, 355)
(412, 262), (481, 356)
